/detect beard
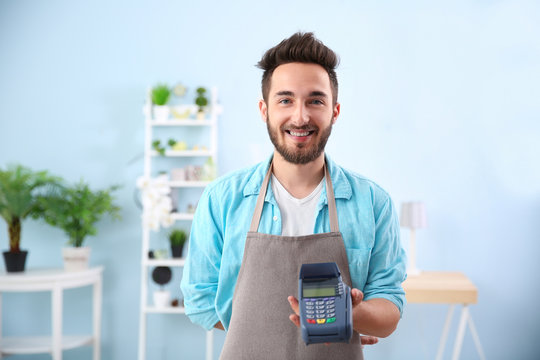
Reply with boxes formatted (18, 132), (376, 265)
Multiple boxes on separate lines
(266, 115), (333, 165)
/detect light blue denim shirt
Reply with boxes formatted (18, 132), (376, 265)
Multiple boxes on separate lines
(180, 155), (407, 331)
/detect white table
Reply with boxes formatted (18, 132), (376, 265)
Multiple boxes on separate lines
(0, 267), (103, 360)
(403, 272), (486, 360)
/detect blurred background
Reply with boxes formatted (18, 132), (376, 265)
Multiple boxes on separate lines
(1, 0), (539, 359)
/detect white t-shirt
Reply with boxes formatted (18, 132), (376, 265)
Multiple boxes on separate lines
(271, 175), (324, 236)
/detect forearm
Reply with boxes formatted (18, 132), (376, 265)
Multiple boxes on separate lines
(353, 298), (400, 338)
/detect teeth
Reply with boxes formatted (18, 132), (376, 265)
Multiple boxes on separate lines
(290, 131), (310, 136)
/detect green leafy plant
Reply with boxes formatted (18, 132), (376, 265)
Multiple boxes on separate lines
(151, 84), (171, 106)
(39, 181), (121, 247)
(0, 164), (62, 253)
(168, 228), (187, 247)
(152, 140), (166, 156)
(195, 87), (208, 113)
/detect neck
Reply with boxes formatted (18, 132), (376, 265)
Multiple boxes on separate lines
(272, 151), (325, 198)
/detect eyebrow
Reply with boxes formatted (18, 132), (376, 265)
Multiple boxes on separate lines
(273, 90), (328, 98)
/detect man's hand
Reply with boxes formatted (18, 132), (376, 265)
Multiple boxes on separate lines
(287, 292), (379, 346)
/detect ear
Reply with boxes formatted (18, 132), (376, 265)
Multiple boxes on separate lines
(332, 102), (340, 125)
(259, 99), (268, 122)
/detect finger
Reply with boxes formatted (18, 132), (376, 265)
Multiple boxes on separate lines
(288, 295), (300, 315)
(351, 288), (364, 307)
(360, 335), (379, 345)
(289, 313), (301, 327)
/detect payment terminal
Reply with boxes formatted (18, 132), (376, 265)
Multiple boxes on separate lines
(298, 262), (353, 345)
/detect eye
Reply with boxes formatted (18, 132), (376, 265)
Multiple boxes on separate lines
(279, 98), (291, 105)
(310, 99), (324, 105)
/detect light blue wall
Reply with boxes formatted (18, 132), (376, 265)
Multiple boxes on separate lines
(1, 1), (539, 359)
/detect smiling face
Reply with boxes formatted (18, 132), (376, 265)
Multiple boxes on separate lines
(259, 62), (340, 165)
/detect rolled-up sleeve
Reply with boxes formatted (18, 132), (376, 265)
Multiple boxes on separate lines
(180, 187), (223, 330)
(363, 196), (407, 316)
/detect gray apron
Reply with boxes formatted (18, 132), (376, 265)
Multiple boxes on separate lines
(220, 162), (363, 360)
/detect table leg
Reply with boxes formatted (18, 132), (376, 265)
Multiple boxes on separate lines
(451, 305), (469, 360)
(436, 304), (455, 360)
(52, 285), (62, 360)
(93, 276), (102, 360)
(467, 309), (486, 360)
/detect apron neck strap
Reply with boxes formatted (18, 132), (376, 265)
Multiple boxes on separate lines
(249, 160), (339, 233)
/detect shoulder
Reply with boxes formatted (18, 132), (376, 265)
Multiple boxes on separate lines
(328, 157), (392, 206)
(345, 168), (390, 201)
(203, 160), (269, 201)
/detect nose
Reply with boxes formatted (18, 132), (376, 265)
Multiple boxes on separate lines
(291, 103), (309, 126)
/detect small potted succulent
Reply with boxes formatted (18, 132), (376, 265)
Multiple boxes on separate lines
(195, 87), (208, 120)
(168, 228), (187, 258)
(151, 84), (171, 121)
(0, 164), (62, 272)
(39, 181), (121, 271)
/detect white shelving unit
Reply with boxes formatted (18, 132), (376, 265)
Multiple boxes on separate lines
(138, 87), (221, 360)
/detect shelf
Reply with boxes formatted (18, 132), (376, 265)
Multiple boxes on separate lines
(167, 180), (211, 188)
(151, 150), (212, 157)
(144, 258), (185, 267)
(171, 212), (195, 221)
(0, 335), (93, 355)
(150, 119), (213, 126)
(145, 306), (185, 314)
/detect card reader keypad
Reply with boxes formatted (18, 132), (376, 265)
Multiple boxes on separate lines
(303, 284), (343, 325)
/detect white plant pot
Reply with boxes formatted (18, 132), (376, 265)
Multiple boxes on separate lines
(153, 105), (170, 121)
(153, 290), (171, 308)
(196, 110), (206, 120)
(62, 247), (91, 271)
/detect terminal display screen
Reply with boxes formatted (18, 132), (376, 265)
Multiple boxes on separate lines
(302, 279), (337, 298)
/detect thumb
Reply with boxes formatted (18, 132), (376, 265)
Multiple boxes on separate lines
(351, 288), (364, 307)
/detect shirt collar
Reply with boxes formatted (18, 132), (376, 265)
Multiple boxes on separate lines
(243, 154), (352, 201)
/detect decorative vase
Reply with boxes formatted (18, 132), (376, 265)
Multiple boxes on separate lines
(62, 247), (91, 271)
(3, 250), (28, 272)
(153, 290), (171, 308)
(171, 244), (184, 258)
(153, 105), (170, 121)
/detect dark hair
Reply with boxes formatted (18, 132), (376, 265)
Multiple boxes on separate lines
(257, 32), (340, 104)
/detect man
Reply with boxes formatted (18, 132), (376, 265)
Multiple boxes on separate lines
(181, 32), (406, 359)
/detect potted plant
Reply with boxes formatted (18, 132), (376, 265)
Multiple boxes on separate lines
(152, 266), (172, 308)
(169, 228), (187, 258)
(195, 87), (208, 120)
(40, 181), (121, 271)
(152, 139), (166, 156)
(0, 165), (62, 272)
(151, 84), (171, 121)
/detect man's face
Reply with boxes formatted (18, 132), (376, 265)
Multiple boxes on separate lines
(259, 62), (340, 165)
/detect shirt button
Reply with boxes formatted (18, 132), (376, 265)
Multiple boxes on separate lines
(273, 216), (278, 221)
